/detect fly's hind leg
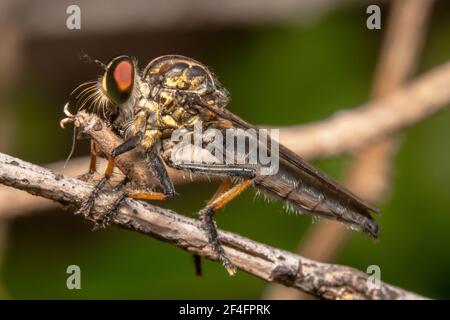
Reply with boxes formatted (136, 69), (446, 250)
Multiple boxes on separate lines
(199, 178), (253, 275)
(192, 177), (233, 276)
(172, 162), (256, 275)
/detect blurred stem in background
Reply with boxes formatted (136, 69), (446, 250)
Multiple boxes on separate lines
(0, 21), (24, 299)
(263, 0), (435, 300)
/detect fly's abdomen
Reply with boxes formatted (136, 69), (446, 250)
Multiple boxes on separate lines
(254, 160), (379, 238)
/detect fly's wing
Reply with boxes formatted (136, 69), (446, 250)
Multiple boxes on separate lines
(193, 102), (380, 238)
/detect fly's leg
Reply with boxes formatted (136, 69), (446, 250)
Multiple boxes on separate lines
(95, 189), (171, 229)
(123, 153), (175, 203)
(95, 152), (175, 228)
(192, 178), (233, 276)
(76, 134), (143, 219)
(93, 189), (128, 230)
(147, 152), (175, 199)
(193, 254), (202, 277)
(169, 162), (256, 178)
(199, 178), (253, 275)
(92, 177), (129, 229)
(76, 155), (115, 217)
(171, 162), (256, 275)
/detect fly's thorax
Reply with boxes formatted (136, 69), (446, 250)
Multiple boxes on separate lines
(211, 86), (230, 108)
(145, 57), (211, 91)
(162, 63), (207, 91)
(113, 93), (137, 123)
(123, 99), (155, 138)
(144, 55), (230, 109)
(137, 80), (151, 99)
(141, 129), (162, 150)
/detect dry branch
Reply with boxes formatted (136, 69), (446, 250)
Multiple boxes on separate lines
(0, 156), (213, 218)
(0, 151), (426, 300)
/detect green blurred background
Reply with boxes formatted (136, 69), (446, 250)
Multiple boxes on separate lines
(0, 1), (449, 299)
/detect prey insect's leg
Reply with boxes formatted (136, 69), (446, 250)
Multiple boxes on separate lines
(76, 134), (143, 218)
(88, 140), (98, 175)
(199, 178), (254, 275)
(78, 140), (100, 182)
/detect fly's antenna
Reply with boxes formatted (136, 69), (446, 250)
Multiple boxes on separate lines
(79, 50), (106, 70)
(63, 123), (78, 169)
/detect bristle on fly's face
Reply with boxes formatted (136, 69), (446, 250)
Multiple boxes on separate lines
(69, 78), (113, 120)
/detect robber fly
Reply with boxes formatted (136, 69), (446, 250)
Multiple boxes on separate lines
(62, 54), (380, 275)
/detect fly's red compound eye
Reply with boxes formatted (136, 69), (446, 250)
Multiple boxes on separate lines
(114, 60), (133, 91)
(103, 55), (135, 104)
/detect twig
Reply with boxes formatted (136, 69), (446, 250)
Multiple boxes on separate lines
(0, 151), (426, 300)
(0, 156), (213, 219)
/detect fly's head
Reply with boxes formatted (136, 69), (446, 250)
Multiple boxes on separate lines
(67, 55), (141, 131)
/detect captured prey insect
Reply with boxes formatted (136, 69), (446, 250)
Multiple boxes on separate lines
(61, 54), (380, 275)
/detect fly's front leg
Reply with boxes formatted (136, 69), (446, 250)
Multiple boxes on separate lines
(93, 184), (128, 230)
(96, 151), (175, 228)
(92, 176), (130, 229)
(124, 151), (175, 204)
(76, 155), (115, 218)
(76, 133), (143, 220)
